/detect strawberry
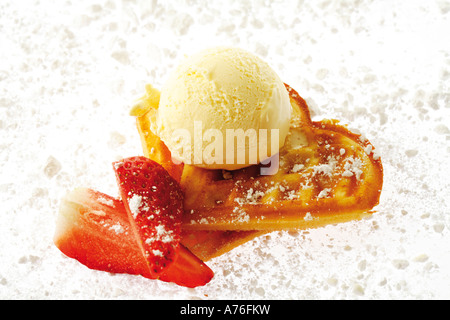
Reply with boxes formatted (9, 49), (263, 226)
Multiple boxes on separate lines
(159, 242), (215, 288)
(54, 187), (214, 287)
(54, 188), (151, 277)
(112, 156), (184, 277)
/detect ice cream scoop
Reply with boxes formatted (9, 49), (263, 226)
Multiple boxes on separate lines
(137, 47), (292, 170)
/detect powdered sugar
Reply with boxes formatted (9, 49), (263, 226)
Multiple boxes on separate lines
(127, 194), (147, 219)
(97, 196), (115, 207)
(145, 223), (176, 244)
(342, 156), (363, 180)
(152, 249), (164, 257)
(108, 223), (125, 234)
(317, 188), (331, 199)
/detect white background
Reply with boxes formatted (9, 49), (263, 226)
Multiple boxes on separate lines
(1, 0), (449, 299)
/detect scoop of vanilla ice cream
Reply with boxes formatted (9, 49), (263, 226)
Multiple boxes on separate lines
(155, 47), (292, 170)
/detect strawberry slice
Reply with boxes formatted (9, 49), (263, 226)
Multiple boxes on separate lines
(159, 242), (215, 288)
(54, 187), (214, 287)
(54, 188), (151, 277)
(112, 156), (184, 277)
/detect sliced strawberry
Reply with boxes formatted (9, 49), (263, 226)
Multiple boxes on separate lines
(54, 188), (152, 278)
(160, 243), (214, 288)
(54, 187), (214, 287)
(112, 156), (184, 277)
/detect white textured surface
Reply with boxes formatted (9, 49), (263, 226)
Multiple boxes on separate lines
(1, 0), (449, 299)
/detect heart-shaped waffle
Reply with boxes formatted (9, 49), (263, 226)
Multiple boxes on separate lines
(133, 84), (383, 260)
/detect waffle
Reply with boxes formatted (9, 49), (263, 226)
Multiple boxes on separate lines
(133, 84), (383, 260)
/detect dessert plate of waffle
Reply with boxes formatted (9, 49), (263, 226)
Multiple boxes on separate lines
(55, 47), (383, 287)
(134, 84), (383, 262)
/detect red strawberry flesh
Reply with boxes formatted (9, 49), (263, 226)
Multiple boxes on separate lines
(113, 156), (184, 277)
(160, 243), (214, 288)
(54, 188), (152, 278)
(54, 187), (214, 287)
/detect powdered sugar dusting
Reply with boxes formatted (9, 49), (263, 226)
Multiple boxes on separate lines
(97, 196), (114, 207)
(127, 194), (140, 218)
(152, 249), (164, 257)
(109, 223), (125, 234)
(145, 223), (176, 245)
